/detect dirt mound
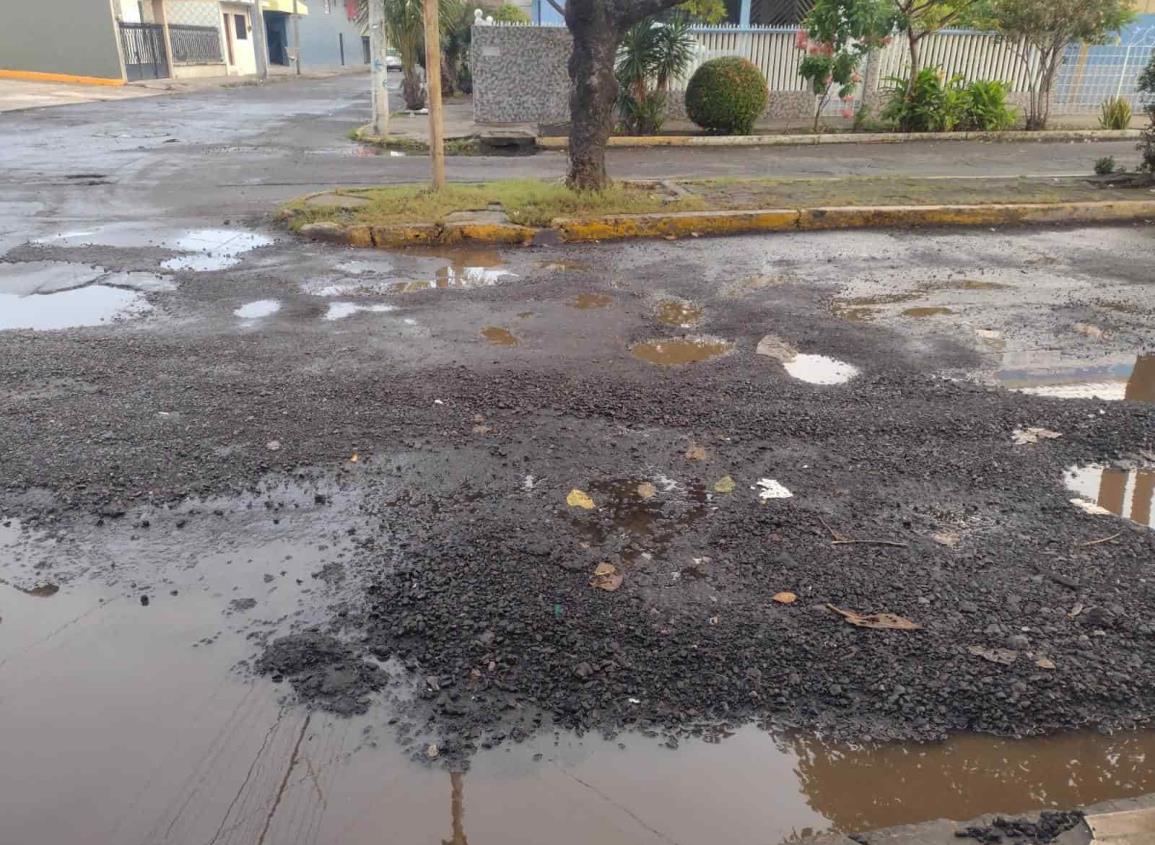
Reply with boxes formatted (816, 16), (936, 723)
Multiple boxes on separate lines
(257, 631), (384, 716)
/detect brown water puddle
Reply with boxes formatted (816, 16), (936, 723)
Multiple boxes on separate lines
(568, 478), (708, 562)
(3, 504), (1155, 844)
(655, 299), (703, 328)
(903, 306), (955, 318)
(1065, 463), (1154, 529)
(481, 326), (519, 347)
(631, 337), (733, 366)
(999, 354), (1154, 402)
(937, 279), (1011, 291)
(568, 292), (613, 309)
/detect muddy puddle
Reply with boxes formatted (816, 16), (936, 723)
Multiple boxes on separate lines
(0, 284), (151, 331)
(631, 337), (733, 366)
(999, 354), (1154, 402)
(1065, 464), (1154, 529)
(903, 306), (954, 318)
(481, 326), (519, 347)
(4, 489), (1155, 843)
(568, 477), (708, 563)
(160, 230), (274, 272)
(655, 299), (703, 328)
(568, 292), (613, 309)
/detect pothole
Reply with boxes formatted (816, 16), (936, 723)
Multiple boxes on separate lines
(631, 337), (733, 366)
(0, 261), (106, 295)
(0, 285), (151, 331)
(756, 335), (858, 385)
(481, 326), (519, 347)
(234, 299), (281, 321)
(160, 230), (274, 272)
(655, 299), (703, 328)
(999, 354), (1153, 402)
(324, 302), (397, 321)
(1065, 463), (1154, 529)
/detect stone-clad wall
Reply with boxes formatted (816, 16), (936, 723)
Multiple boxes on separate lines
(472, 25), (572, 124)
(472, 24), (821, 126)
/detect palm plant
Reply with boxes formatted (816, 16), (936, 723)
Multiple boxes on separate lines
(358, 0), (462, 111)
(616, 16), (696, 135)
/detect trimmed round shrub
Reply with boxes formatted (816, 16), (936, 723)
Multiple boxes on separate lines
(685, 57), (769, 135)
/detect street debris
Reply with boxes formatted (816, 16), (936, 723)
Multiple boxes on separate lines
(1035, 656), (1057, 670)
(819, 516), (908, 547)
(425, 743), (440, 760)
(567, 489), (596, 510)
(932, 530), (961, 547)
(636, 481), (657, 500)
(265, 439), (282, 451)
(685, 444), (708, 461)
(1074, 322), (1108, 340)
(713, 475), (736, 494)
(772, 592), (797, 604)
(1070, 498), (1112, 516)
(828, 605), (922, 631)
(1012, 427), (1062, 446)
(755, 479), (793, 501)
(968, 645), (1018, 665)
(589, 563), (623, 592)
(1076, 531), (1124, 547)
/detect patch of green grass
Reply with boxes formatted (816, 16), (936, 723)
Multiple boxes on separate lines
(284, 180), (703, 229)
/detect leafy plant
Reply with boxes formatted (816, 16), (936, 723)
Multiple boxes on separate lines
(958, 80), (1015, 130)
(492, 3), (530, 22)
(685, 57), (769, 135)
(1093, 155), (1117, 175)
(978, 0), (1135, 129)
(891, 0), (981, 101)
(678, 0), (728, 22)
(1099, 96), (1132, 130)
(1141, 49), (1155, 174)
(882, 68), (964, 131)
(616, 16), (697, 135)
(796, 0), (896, 132)
(357, 0), (461, 110)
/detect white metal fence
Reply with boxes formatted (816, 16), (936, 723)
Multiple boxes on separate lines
(682, 25), (1155, 116)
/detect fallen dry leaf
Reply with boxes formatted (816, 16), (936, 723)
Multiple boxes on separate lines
(685, 444), (708, 461)
(350, 453), (359, 463)
(637, 482), (657, 500)
(1074, 322), (1107, 340)
(828, 605), (921, 631)
(567, 489), (595, 510)
(968, 644), (1018, 665)
(589, 562), (623, 592)
(1012, 427), (1062, 446)
(931, 530), (960, 548)
(772, 591), (797, 605)
(1035, 656), (1056, 670)
(472, 425), (492, 434)
(1068, 602), (1084, 619)
(713, 475), (736, 494)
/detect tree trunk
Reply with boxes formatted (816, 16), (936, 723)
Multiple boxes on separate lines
(402, 67), (426, 111)
(906, 31), (921, 91)
(566, 8), (619, 191)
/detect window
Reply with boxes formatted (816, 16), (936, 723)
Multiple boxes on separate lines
(234, 14), (248, 40)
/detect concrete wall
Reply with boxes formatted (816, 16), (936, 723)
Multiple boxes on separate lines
(0, 0), (124, 81)
(298, 2), (366, 70)
(472, 24), (571, 123)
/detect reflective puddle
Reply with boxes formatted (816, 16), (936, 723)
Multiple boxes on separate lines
(784, 353), (859, 385)
(4, 495), (1155, 844)
(655, 299), (703, 328)
(0, 260), (106, 295)
(0, 285), (151, 331)
(481, 326), (519, 347)
(1065, 464), (1154, 529)
(999, 354), (1154, 402)
(234, 299), (281, 321)
(160, 230), (274, 272)
(568, 292), (613, 309)
(389, 267), (514, 293)
(324, 302), (396, 321)
(631, 337), (733, 366)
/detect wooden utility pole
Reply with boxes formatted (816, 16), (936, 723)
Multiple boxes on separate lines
(369, 0), (389, 137)
(292, 0), (302, 74)
(422, 0), (446, 189)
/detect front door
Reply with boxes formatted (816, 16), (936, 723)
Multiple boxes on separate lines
(119, 22), (170, 81)
(221, 6), (257, 76)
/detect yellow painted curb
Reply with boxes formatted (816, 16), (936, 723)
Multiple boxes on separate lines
(371, 224), (441, 248)
(443, 223), (537, 245)
(536, 128), (1141, 150)
(798, 201), (1155, 231)
(555, 209), (800, 242)
(0, 68), (125, 86)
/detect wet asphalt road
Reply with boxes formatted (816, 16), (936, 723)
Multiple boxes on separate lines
(1, 72), (1154, 845)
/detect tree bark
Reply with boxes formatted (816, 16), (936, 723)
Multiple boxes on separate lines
(566, 7), (620, 191)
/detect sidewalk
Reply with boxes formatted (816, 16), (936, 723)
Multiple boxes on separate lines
(0, 66), (366, 113)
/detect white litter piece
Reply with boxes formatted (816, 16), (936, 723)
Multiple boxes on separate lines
(1070, 498), (1113, 516)
(755, 479), (793, 501)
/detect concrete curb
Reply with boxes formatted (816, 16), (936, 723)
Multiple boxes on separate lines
(536, 128), (1142, 150)
(291, 199), (1155, 248)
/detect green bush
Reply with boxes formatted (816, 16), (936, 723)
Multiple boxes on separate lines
(1098, 96), (1132, 130)
(882, 68), (963, 132)
(958, 80), (1016, 131)
(684, 57), (769, 135)
(883, 70), (1016, 132)
(492, 4), (530, 22)
(1094, 155), (1117, 175)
